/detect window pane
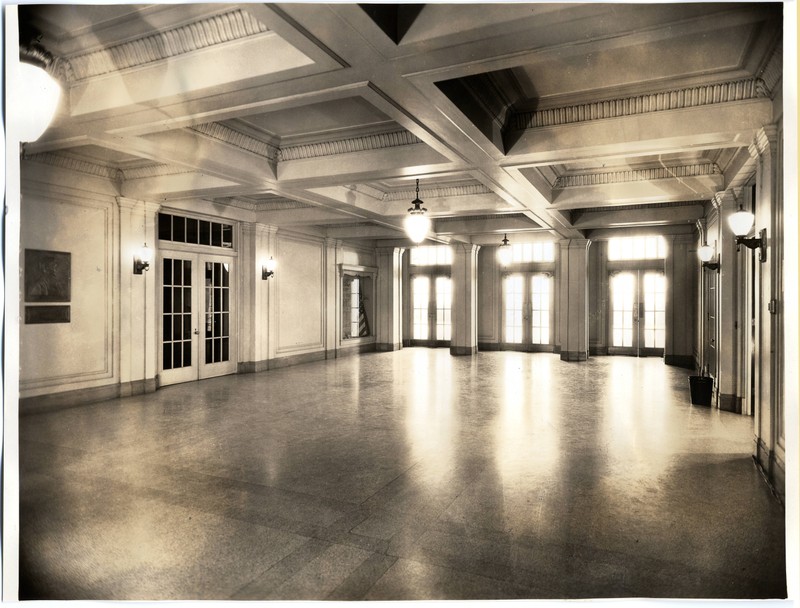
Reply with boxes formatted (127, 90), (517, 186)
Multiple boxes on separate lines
(186, 218), (198, 244)
(158, 214), (172, 241)
(199, 220), (211, 246)
(173, 216), (186, 243)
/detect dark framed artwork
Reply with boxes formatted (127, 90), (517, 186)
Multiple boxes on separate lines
(25, 249), (71, 303)
(25, 306), (71, 324)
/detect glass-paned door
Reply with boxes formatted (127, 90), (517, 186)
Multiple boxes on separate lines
(160, 253), (237, 385)
(609, 270), (665, 357)
(410, 274), (451, 345)
(503, 273), (553, 347)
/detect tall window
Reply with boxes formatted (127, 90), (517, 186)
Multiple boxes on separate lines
(435, 276), (452, 341)
(643, 272), (666, 348)
(508, 242), (555, 263)
(504, 275), (524, 343)
(412, 276), (430, 340)
(348, 277), (361, 339)
(530, 274), (550, 344)
(607, 236), (666, 261)
(410, 246), (452, 266)
(611, 272), (636, 347)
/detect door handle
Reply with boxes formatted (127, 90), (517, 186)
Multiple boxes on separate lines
(193, 329), (199, 335)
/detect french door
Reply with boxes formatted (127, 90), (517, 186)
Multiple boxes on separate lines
(503, 273), (553, 348)
(159, 252), (237, 385)
(411, 275), (452, 346)
(608, 270), (665, 357)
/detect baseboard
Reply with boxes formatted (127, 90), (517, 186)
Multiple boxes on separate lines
(269, 350), (327, 369)
(376, 342), (402, 352)
(337, 342), (377, 357)
(478, 342), (501, 351)
(20, 379), (157, 415)
(718, 393), (742, 413)
(753, 439), (785, 504)
(590, 346), (608, 356)
(560, 350), (588, 362)
(665, 354), (694, 369)
(450, 345), (478, 356)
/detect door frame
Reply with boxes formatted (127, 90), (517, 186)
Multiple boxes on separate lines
(409, 272), (452, 347)
(157, 245), (238, 386)
(607, 266), (666, 358)
(499, 271), (555, 352)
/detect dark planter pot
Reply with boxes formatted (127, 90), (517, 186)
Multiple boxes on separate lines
(688, 375), (713, 406)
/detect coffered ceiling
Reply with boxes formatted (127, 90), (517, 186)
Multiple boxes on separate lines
(19, 2), (783, 246)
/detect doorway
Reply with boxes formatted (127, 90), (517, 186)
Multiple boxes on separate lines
(608, 270), (665, 357)
(159, 252), (237, 385)
(502, 272), (553, 348)
(410, 274), (452, 346)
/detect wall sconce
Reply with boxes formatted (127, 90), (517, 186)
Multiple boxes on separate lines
(133, 243), (152, 274)
(262, 256), (276, 280)
(697, 244), (720, 272)
(728, 204), (766, 263)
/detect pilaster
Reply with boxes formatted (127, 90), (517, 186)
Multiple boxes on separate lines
(450, 243), (480, 356)
(116, 196), (160, 393)
(324, 238), (343, 358)
(558, 239), (591, 362)
(375, 246), (404, 351)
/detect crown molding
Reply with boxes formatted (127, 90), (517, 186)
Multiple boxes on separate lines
(66, 8), (269, 81)
(121, 164), (194, 180)
(279, 130), (422, 161)
(23, 152), (117, 180)
(748, 124), (779, 159)
(384, 183), (493, 202)
(554, 164), (720, 188)
(758, 40), (782, 97)
(217, 197), (313, 212)
(512, 78), (766, 131)
(192, 123), (280, 161)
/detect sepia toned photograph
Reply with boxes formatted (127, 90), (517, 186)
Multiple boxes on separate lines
(4, 1), (794, 603)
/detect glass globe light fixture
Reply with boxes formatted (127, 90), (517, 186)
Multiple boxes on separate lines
(497, 234), (513, 266)
(404, 179), (431, 244)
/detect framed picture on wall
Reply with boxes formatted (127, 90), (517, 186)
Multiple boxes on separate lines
(24, 249), (71, 303)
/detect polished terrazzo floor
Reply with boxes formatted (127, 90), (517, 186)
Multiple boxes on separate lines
(19, 349), (786, 600)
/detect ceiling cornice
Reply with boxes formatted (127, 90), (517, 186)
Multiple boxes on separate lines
(23, 151), (118, 180)
(555, 164), (721, 189)
(66, 8), (269, 81)
(384, 183), (493, 201)
(279, 130), (423, 162)
(192, 123), (280, 161)
(511, 78), (767, 131)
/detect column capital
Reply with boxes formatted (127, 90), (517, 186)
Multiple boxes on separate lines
(451, 242), (481, 256)
(558, 238), (591, 251)
(712, 188), (744, 210)
(748, 124), (779, 160)
(116, 196), (161, 215)
(376, 246), (405, 256)
(324, 238), (342, 249)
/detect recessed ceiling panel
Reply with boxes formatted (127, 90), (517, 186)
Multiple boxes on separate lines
(237, 97), (394, 140)
(512, 24), (756, 104)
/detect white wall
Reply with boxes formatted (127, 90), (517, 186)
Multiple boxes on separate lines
(19, 162), (118, 398)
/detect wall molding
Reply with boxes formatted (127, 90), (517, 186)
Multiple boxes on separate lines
(554, 164), (720, 188)
(512, 78), (766, 130)
(67, 8), (269, 81)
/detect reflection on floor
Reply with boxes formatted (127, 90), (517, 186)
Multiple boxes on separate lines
(19, 350), (786, 600)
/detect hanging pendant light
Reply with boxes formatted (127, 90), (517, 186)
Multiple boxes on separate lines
(497, 234), (513, 266)
(404, 179), (431, 244)
(16, 38), (62, 143)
